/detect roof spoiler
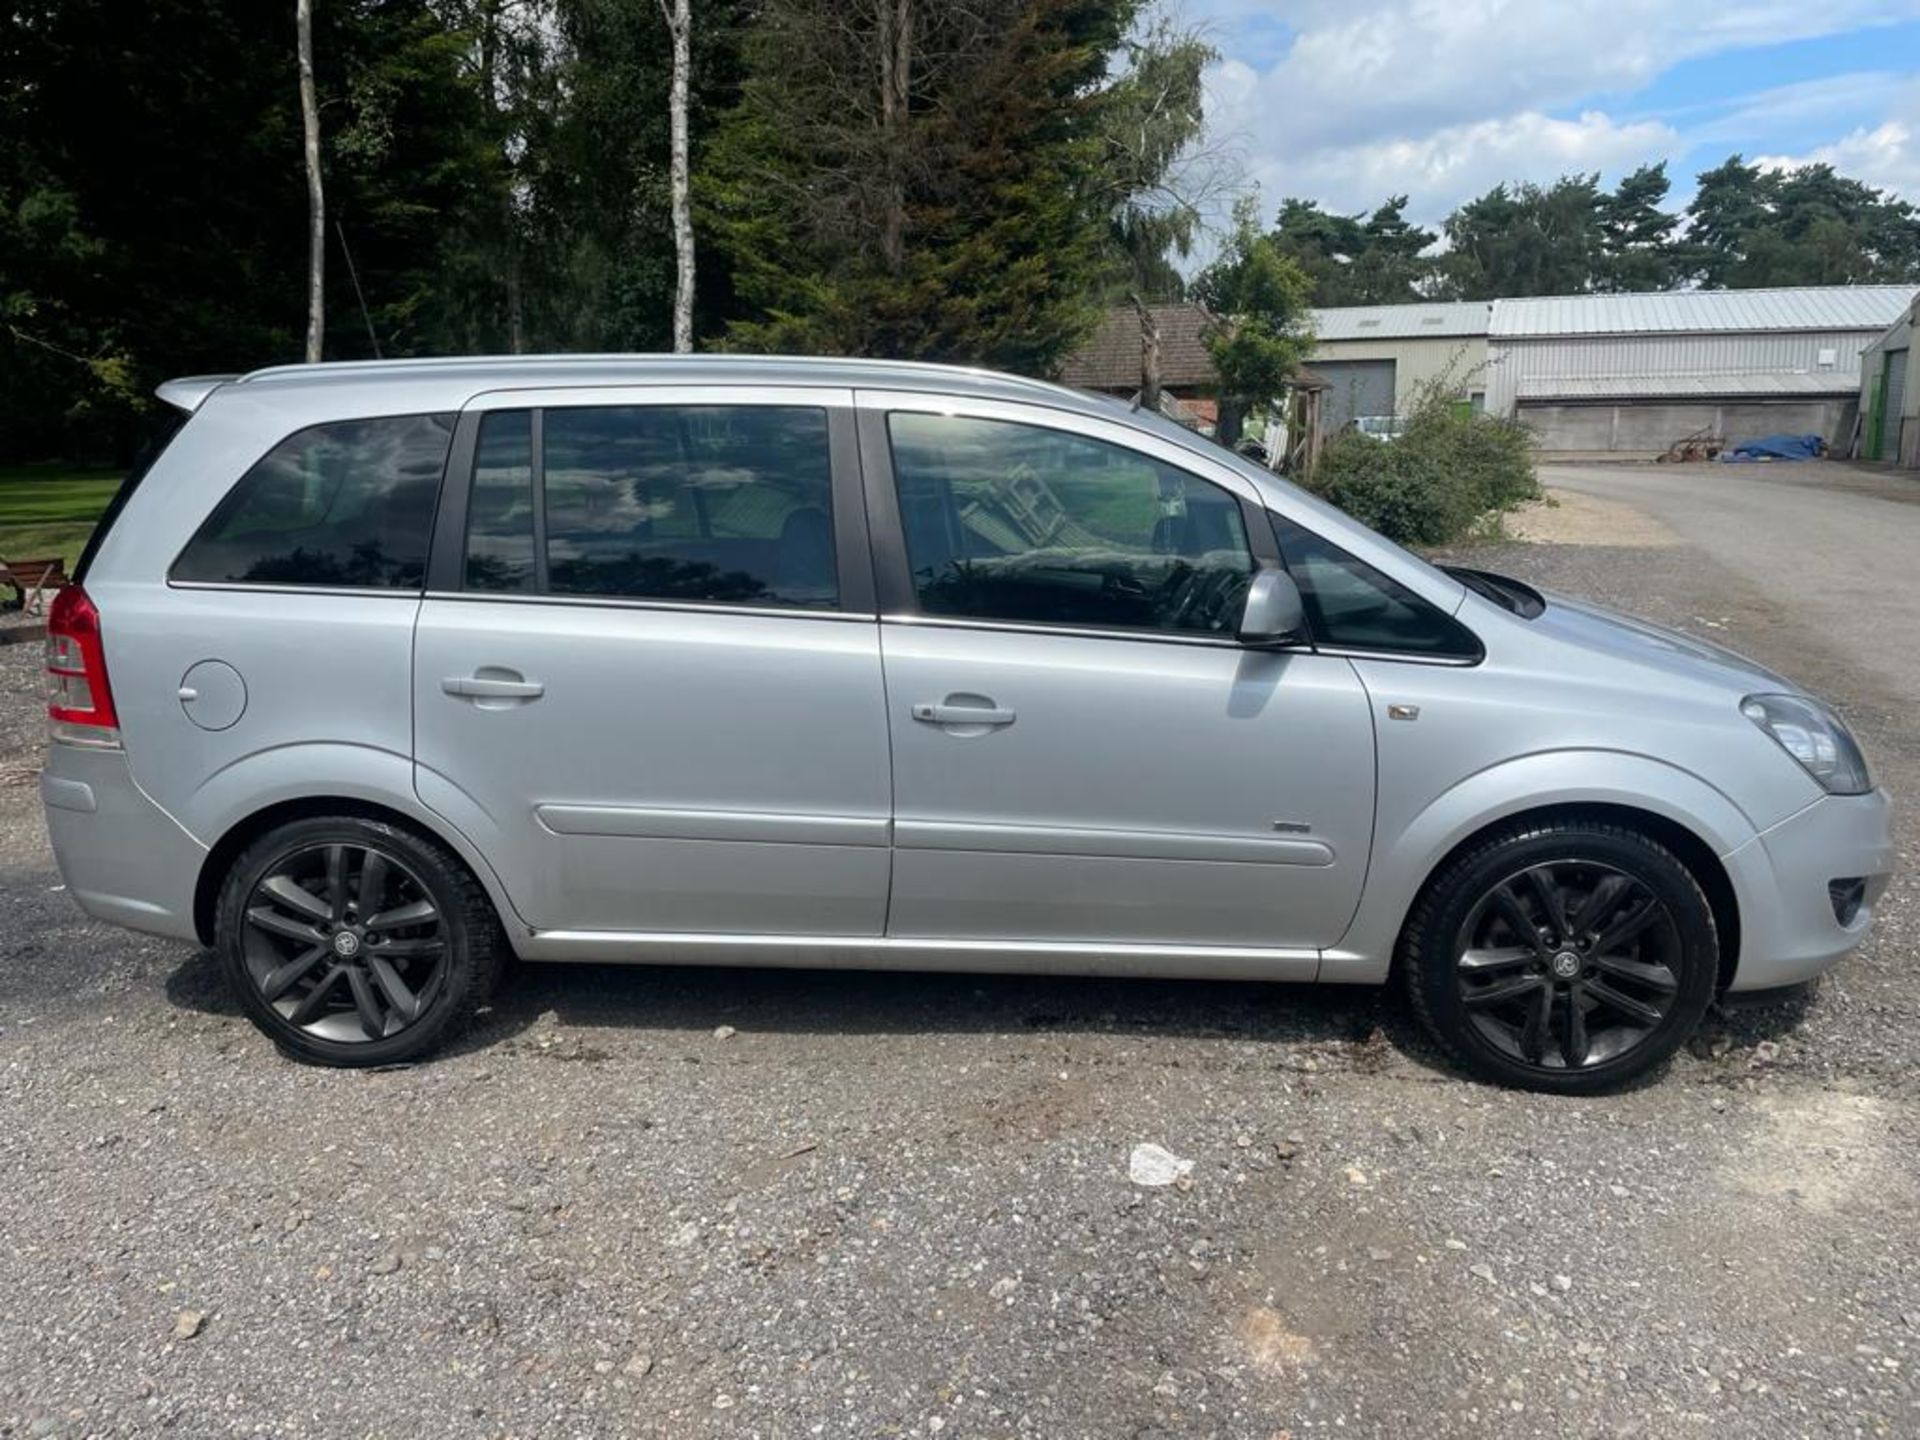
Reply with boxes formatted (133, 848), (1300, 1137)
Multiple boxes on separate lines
(155, 374), (240, 413)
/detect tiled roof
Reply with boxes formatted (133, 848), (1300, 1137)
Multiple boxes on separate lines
(1061, 303), (1218, 389)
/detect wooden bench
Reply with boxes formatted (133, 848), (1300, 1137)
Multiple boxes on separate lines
(2, 556), (69, 616)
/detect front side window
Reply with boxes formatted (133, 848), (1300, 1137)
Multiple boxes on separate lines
(536, 405), (836, 608)
(1270, 511), (1481, 658)
(887, 413), (1254, 635)
(173, 414), (453, 589)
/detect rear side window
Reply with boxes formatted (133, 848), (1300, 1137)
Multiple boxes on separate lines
(463, 404), (838, 609)
(173, 414), (453, 589)
(464, 411), (537, 593)
(1270, 512), (1481, 658)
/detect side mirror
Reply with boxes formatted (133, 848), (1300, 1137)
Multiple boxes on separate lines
(1237, 567), (1305, 647)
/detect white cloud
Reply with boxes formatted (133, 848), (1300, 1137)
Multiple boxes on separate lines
(1198, 0), (1920, 152)
(1258, 111), (1681, 219)
(1754, 80), (1920, 197)
(1180, 0), (1920, 265)
(1658, 70), (1911, 143)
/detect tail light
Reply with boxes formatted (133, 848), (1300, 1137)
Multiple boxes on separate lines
(46, 585), (122, 748)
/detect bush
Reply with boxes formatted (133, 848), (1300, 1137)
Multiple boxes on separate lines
(1306, 384), (1539, 546)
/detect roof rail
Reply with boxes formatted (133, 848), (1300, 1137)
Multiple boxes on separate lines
(233, 352), (1070, 398)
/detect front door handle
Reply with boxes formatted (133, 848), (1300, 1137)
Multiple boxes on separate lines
(912, 700), (1015, 727)
(443, 673), (544, 701)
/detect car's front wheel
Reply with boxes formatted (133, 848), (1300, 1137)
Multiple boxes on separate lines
(215, 815), (505, 1067)
(1402, 817), (1718, 1093)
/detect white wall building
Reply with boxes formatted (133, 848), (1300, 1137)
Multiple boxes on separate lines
(1313, 285), (1918, 456)
(1308, 302), (1491, 433)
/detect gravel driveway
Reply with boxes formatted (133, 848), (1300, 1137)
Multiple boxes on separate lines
(2, 462), (1916, 1439)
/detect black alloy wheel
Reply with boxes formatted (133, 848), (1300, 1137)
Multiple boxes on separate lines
(1403, 818), (1718, 1093)
(241, 841), (448, 1043)
(217, 816), (504, 1066)
(1454, 861), (1680, 1071)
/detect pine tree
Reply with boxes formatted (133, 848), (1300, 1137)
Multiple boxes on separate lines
(1597, 163), (1680, 292)
(704, 0), (1161, 374)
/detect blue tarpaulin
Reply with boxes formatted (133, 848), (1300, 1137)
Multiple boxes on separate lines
(1721, 433), (1826, 462)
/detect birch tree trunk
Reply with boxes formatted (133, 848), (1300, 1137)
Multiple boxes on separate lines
(297, 0), (324, 362)
(876, 0), (911, 272)
(661, 0), (694, 353)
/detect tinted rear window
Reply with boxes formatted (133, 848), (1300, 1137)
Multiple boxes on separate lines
(172, 414), (453, 589)
(536, 405), (837, 608)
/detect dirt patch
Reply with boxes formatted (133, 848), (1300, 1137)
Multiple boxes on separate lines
(1732, 1087), (1913, 1216)
(1507, 488), (1679, 547)
(1234, 1304), (1318, 1370)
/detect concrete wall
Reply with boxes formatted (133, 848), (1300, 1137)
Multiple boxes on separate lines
(1516, 398), (1856, 455)
(1310, 335), (1489, 414)
(1486, 330), (1884, 417)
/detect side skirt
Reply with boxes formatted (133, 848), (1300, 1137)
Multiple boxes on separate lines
(517, 930), (1324, 982)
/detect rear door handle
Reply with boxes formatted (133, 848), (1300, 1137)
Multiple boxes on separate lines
(443, 674), (544, 700)
(912, 701), (1015, 727)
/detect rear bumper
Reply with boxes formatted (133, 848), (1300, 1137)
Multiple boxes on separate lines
(40, 742), (204, 944)
(1724, 788), (1895, 991)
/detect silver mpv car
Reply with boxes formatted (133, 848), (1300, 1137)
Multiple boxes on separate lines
(41, 356), (1894, 1092)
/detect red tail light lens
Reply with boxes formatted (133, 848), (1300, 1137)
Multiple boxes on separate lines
(46, 585), (121, 746)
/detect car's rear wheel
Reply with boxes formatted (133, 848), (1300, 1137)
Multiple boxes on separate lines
(216, 816), (505, 1067)
(1402, 818), (1718, 1093)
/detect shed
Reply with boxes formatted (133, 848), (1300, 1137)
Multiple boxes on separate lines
(1308, 301), (1492, 434)
(1487, 285), (1918, 456)
(1859, 298), (1918, 467)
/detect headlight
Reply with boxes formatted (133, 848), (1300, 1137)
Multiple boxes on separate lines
(1741, 693), (1872, 795)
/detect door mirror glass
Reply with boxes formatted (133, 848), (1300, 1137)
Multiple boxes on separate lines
(1238, 568), (1305, 646)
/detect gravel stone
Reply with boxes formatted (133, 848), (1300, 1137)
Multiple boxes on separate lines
(3, 462), (1918, 1438)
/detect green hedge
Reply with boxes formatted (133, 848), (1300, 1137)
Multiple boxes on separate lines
(1306, 387), (1539, 545)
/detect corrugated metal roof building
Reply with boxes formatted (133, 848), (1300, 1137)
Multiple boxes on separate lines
(1485, 285), (1918, 455)
(1307, 302), (1491, 435)
(1858, 296), (1920, 467)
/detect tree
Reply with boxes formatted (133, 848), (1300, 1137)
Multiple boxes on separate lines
(1436, 176), (1604, 299)
(1348, 196), (1435, 303)
(1268, 195), (1433, 305)
(659, 0), (693, 352)
(1682, 156), (1920, 287)
(1597, 162), (1679, 292)
(704, 0), (1171, 373)
(297, 0), (324, 362)
(1089, 11), (1220, 301)
(1191, 198), (1313, 447)
(1270, 198), (1366, 303)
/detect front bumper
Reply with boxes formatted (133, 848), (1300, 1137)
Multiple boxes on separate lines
(1722, 788), (1896, 991)
(40, 741), (205, 944)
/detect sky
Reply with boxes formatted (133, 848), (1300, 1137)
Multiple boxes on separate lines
(1189, 0), (1920, 237)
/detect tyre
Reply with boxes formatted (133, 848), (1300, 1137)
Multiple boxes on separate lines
(215, 815), (505, 1067)
(1401, 817), (1717, 1094)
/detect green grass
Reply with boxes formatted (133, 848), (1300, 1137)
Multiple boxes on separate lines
(0, 463), (121, 569)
